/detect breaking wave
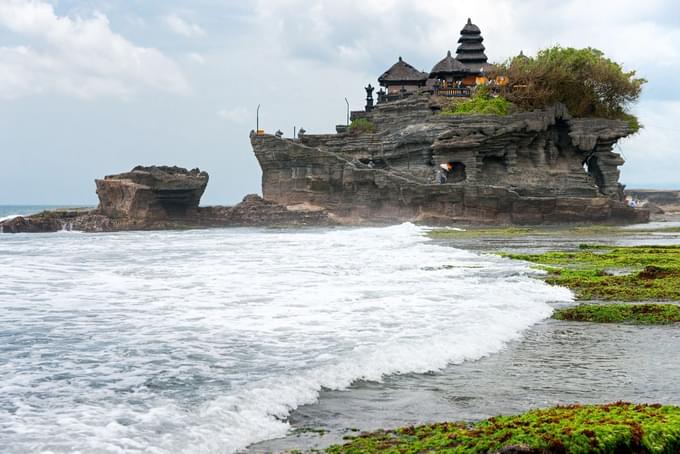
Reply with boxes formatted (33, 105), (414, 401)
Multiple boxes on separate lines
(0, 223), (572, 453)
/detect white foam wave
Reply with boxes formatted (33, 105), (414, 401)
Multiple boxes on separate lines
(0, 223), (572, 453)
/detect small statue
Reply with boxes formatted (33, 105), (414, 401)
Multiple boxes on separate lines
(275, 129), (283, 138)
(249, 129), (255, 138)
(298, 127), (306, 138)
(365, 83), (375, 112)
(377, 88), (387, 104)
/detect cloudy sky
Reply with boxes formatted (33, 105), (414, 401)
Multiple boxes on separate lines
(1, 0), (678, 205)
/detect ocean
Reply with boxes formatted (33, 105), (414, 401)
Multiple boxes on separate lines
(0, 223), (572, 453)
(0, 205), (94, 223)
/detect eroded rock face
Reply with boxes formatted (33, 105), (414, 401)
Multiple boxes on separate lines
(96, 166), (209, 220)
(251, 96), (647, 224)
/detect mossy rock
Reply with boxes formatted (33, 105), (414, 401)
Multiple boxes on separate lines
(327, 402), (680, 453)
(553, 303), (680, 325)
(504, 245), (680, 301)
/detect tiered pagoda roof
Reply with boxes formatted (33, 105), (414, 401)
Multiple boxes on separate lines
(378, 57), (429, 85)
(456, 18), (489, 67)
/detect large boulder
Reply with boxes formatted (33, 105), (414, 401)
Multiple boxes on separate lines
(95, 166), (208, 220)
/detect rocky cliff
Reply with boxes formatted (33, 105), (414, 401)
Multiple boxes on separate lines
(252, 95), (647, 224)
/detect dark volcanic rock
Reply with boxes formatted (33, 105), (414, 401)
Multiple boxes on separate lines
(198, 194), (331, 227)
(0, 214), (63, 233)
(251, 96), (648, 225)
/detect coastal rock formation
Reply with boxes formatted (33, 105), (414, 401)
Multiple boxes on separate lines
(0, 192), (331, 233)
(197, 194), (330, 227)
(95, 166), (209, 220)
(626, 189), (680, 217)
(252, 95), (648, 224)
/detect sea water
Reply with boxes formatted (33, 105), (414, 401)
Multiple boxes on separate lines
(0, 224), (572, 453)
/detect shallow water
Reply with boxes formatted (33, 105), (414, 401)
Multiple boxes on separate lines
(250, 229), (680, 452)
(250, 320), (680, 451)
(0, 224), (571, 453)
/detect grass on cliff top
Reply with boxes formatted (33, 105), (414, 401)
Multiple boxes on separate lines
(554, 303), (680, 324)
(347, 118), (375, 134)
(504, 245), (680, 301)
(439, 86), (513, 117)
(327, 402), (680, 454)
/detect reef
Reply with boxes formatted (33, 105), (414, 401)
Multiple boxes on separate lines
(327, 402), (680, 454)
(0, 166), (331, 233)
(252, 96), (648, 225)
(553, 303), (680, 324)
(505, 245), (680, 301)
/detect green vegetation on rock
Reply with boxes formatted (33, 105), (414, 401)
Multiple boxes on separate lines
(427, 227), (534, 238)
(348, 118), (375, 134)
(505, 245), (680, 301)
(440, 86), (513, 116)
(494, 46), (646, 132)
(554, 303), (680, 324)
(327, 402), (680, 454)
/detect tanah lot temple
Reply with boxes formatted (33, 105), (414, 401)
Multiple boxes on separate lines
(372, 18), (507, 106)
(250, 18), (647, 225)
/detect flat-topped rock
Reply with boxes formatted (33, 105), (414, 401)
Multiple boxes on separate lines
(96, 165), (209, 220)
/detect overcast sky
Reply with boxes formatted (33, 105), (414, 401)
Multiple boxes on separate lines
(1, 0), (679, 205)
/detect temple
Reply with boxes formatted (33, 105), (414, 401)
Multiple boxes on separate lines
(377, 18), (503, 104)
(249, 18), (647, 225)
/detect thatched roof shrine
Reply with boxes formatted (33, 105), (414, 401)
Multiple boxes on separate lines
(377, 57), (429, 85)
(430, 50), (469, 78)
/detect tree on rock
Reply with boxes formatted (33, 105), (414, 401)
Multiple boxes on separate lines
(496, 46), (646, 131)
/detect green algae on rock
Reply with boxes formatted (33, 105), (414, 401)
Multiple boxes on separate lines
(504, 245), (680, 301)
(327, 403), (680, 454)
(554, 304), (680, 325)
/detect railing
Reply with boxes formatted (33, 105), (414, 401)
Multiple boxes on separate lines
(434, 87), (471, 97)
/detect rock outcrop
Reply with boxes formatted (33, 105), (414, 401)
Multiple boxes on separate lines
(252, 95), (648, 224)
(96, 166), (209, 220)
(1, 165), (332, 233)
(625, 189), (680, 217)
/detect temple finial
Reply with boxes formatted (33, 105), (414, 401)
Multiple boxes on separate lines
(398, 56), (402, 62)
(467, 18), (472, 24)
(447, 50), (452, 57)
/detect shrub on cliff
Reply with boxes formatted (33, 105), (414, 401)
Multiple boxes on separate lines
(494, 46), (646, 132)
(440, 86), (513, 116)
(348, 118), (375, 134)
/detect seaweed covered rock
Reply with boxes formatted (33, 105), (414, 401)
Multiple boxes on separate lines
(328, 402), (680, 453)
